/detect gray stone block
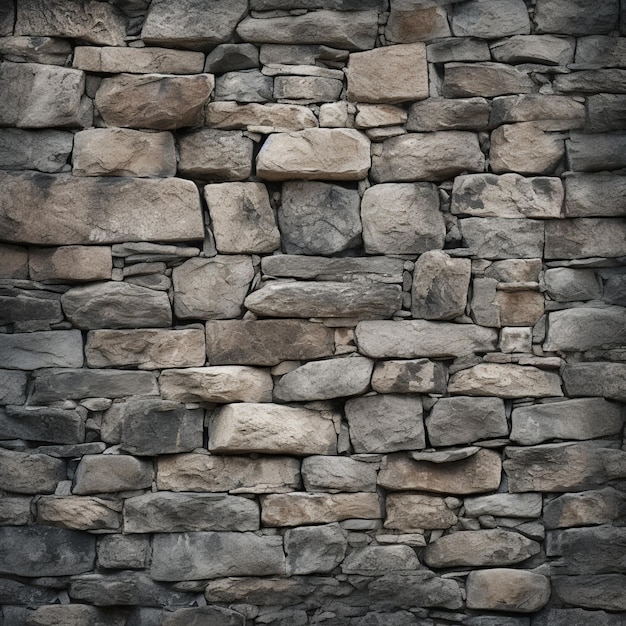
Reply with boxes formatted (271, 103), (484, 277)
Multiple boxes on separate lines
(452, 0), (530, 38)
(214, 70), (273, 103)
(0, 330), (83, 369)
(442, 62), (534, 98)
(545, 218), (626, 259)
(544, 487), (626, 529)
(550, 578), (626, 614)
(0, 449), (65, 494)
(567, 132), (626, 171)
(0, 405), (86, 444)
(0, 129), (73, 173)
(302, 456), (377, 493)
(407, 97), (490, 132)
(371, 359), (446, 394)
(460, 217), (544, 259)
(285, 523), (347, 575)
(563, 363), (626, 401)
(542, 268), (601, 301)
(205, 43), (259, 73)
(72, 455), (152, 495)
(98, 534), (150, 569)
(535, 0), (619, 35)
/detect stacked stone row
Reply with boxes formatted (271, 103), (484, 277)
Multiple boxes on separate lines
(0, 0), (625, 625)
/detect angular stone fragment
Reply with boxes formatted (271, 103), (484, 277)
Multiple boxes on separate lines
(0, 330), (83, 369)
(36, 496), (121, 532)
(424, 529), (540, 567)
(236, 11), (378, 51)
(15, 0), (126, 45)
(535, 0), (619, 35)
(0, 62), (90, 128)
(371, 359), (446, 394)
(554, 69), (626, 94)
(0, 449), (65, 495)
(490, 35), (575, 65)
(0, 172), (204, 245)
(0, 244), (28, 279)
(245, 281), (402, 319)
(386, 4), (451, 43)
(544, 218), (626, 259)
(567, 133), (626, 171)
(0, 35), (71, 65)
(157, 453), (301, 494)
(460, 217), (544, 259)
(370, 132), (485, 183)
(124, 492), (259, 533)
(98, 534), (150, 569)
(86, 329), (205, 369)
(452, 0), (530, 37)
(29, 245), (112, 282)
(542, 268), (602, 302)
(0, 287), (63, 327)
(586, 94), (626, 133)
(73, 455), (152, 495)
(209, 403), (337, 455)
(151, 532), (285, 581)
(464, 492), (542, 518)
(504, 442), (626, 492)
(95, 73), (214, 130)
(443, 62), (534, 98)
(206, 319), (334, 366)
(497, 290), (544, 327)
(427, 37), (491, 63)
(378, 449), (502, 494)
(285, 523), (347, 575)
(385, 493), (457, 530)
(407, 98), (490, 132)
(261, 492), (380, 526)
(544, 487), (626, 529)
(356, 104), (407, 128)
(173, 256), (254, 320)
(257, 129), (370, 181)
(205, 43), (259, 73)
(344, 394), (425, 453)
(356, 320), (497, 358)
(160, 367), (273, 404)
(343, 545), (420, 574)
(551, 578), (626, 614)
(466, 569), (550, 612)
(302, 456), (377, 493)
(0, 405), (85, 444)
(206, 102), (318, 132)
(0, 129), (73, 173)
(141, 0), (247, 50)
(0, 495), (31, 525)
(490, 95), (585, 130)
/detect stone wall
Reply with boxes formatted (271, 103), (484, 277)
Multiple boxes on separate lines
(0, 0), (625, 624)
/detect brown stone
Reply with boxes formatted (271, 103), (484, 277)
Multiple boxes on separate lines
(29, 246), (112, 282)
(0, 244), (28, 279)
(371, 359), (446, 394)
(497, 290), (544, 326)
(443, 62), (535, 98)
(385, 493), (457, 530)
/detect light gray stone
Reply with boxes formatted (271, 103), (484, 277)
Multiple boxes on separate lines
(491, 34), (574, 65)
(344, 394), (425, 453)
(576, 35), (626, 67)
(586, 94), (626, 133)
(0, 495), (31, 525)
(342, 545), (420, 574)
(491, 94), (585, 130)
(209, 402), (337, 456)
(206, 102), (318, 132)
(427, 38), (491, 63)
(29, 245), (113, 282)
(545, 218), (626, 259)
(550, 580), (626, 614)
(0, 406), (85, 444)
(385, 493), (457, 530)
(285, 523), (347, 575)
(386, 3), (451, 43)
(542, 268), (601, 301)
(544, 487), (626, 529)
(407, 98), (490, 132)
(23, 604), (125, 626)
(442, 62), (534, 98)
(460, 217), (544, 259)
(302, 456), (377, 493)
(0, 449), (65, 495)
(0, 129), (73, 173)
(73, 455), (152, 495)
(567, 132), (626, 171)
(274, 75), (342, 102)
(274, 356), (374, 401)
(173, 256), (255, 320)
(355, 104), (408, 129)
(0, 35), (71, 65)
(36, 496), (121, 532)
(215, 70), (273, 103)
(370, 132), (485, 183)
(535, 0), (619, 35)
(464, 493), (542, 518)
(98, 534), (150, 569)
(371, 359), (446, 394)
(205, 43), (260, 73)
(452, 0), (530, 37)
(0, 330), (83, 369)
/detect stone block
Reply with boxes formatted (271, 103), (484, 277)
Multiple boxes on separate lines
(385, 493), (457, 530)
(72, 455), (152, 495)
(491, 94), (585, 130)
(285, 523), (347, 575)
(442, 62), (534, 98)
(123, 492), (259, 533)
(0, 62), (91, 128)
(244, 281), (402, 319)
(274, 356), (373, 401)
(497, 290), (544, 327)
(98, 534), (150, 569)
(460, 217), (544, 259)
(0, 449), (65, 494)
(370, 131), (485, 183)
(256, 128), (371, 181)
(261, 492), (381, 526)
(427, 37), (491, 63)
(95, 73), (214, 130)
(0, 579), (57, 605)
(206, 319), (334, 366)
(378, 449), (502, 494)
(159, 366), (273, 404)
(451, 0), (530, 38)
(209, 402), (337, 455)
(500, 327), (533, 353)
(551, 578), (626, 614)
(544, 487), (626, 529)
(214, 69), (273, 103)
(407, 97), (490, 132)
(86, 329), (206, 369)
(542, 268), (601, 301)
(0, 405), (85, 444)
(0, 330), (83, 369)
(172, 256), (254, 320)
(577, 37), (626, 68)
(554, 69), (626, 94)
(0, 172), (204, 245)
(302, 456), (377, 493)
(0, 35), (71, 65)
(206, 102), (318, 132)
(274, 75), (342, 102)
(72, 128), (176, 177)
(464, 492), (542, 518)
(151, 532), (286, 581)
(563, 363), (626, 401)
(0, 286), (63, 328)
(36, 496), (121, 532)
(29, 245), (112, 282)
(386, 4), (451, 43)
(342, 545), (420, 574)
(24, 605), (127, 626)
(535, 0), (619, 35)
(567, 132), (626, 171)
(371, 359), (446, 394)
(586, 94), (626, 132)
(356, 103), (408, 128)
(544, 218), (626, 259)
(0, 244), (28, 279)
(344, 393), (425, 453)
(0, 128), (73, 173)
(490, 35), (575, 65)
(0, 367), (28, 403)
(162, 607), (245, 626)
(0, 495), (32, 525)
(205, 43), (260, 73)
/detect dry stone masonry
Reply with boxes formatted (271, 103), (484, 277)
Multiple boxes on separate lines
(0, 0), (625, 624)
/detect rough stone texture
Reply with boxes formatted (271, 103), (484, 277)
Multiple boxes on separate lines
(586, 94), (626, 132)
(544, 218), (626, 259)
(490, 35), (575, 65)
(0, 330), (83, 369)
(542, 268), (602, 302)
(72, 455), (152, 495)
(544, 487), (626, 529)
(98, 534), (150, 569)
(0, 449), (65, 495)
(407, 98), (491, 132)
(371, 359), (446, 394)
(29, 245), (112, 282)
(385, 493), (457, 530)
(285, 523), (347, 574)
(0, 244), (28, 279)
(452, 0), (531, 38)
(563, 363), (626, 402)
(460, 217), (545, 259)
(206, 102), (318, 132)
(490, 95), (585, 129)
(464, 493), (542, 518)
(0, 129), (73, 173)
(0, 35), (71, 66)
(550, 578), (626, 614)
(302, 456), (377, 493)
(534, 0), (619, 35)
(567, 132), (626, 172)
(442, 62), (535, 98)
(385, 4), (451, 43)
(205, 43), (259, 73)
(0, 405), (86, 444)
(36, 496), (121, 532)
(274, 75), (342, 103)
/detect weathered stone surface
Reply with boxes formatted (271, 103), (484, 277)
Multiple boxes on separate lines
(0, 525), (95, 576)
(0, 244), (28, 279)
(460, 217), (544, 259)
(0, 369), (27, 406)
(141, 0), (247, 50)
(0, 286), (63, 328)
(206, 102), (318, 132)
(586, 94), (626, 133)
(452, 0), (530, 37)
(0, 580), (57, 605)
(157, 453), (301, 494)
(344, 394), (425, 453)
(386, 4), (451, 43)
(544, 487), (626, 529)
(371, 359), (446, 394)
(491, 94), (585, 130)
(95, 73), (214, 130)
(62, 281), (171, 329)
(22, 604), (125, 626)
(342, 545), (420, 575)
(466, 569), (550, 612)
(98, 534), (150, 569)
(245, 281), (402, 319)
(355, 103), (407, 129)
(385, 493), (457, 530)
(123, 492), (259, 533)
(424, 529), (540, 567)
(15, 0), (126, 45)
(544, 218), (626, 259)
(551, 577), (626, 613)
(465, 492), (542, 518)
(285, 523), (347, 575)
(205, 43), (259, 73)
(442, 62), (534, 98)
(29, 245), (112, 282)
(426, 396), (507, 446)
(370, 132), (485, 183)
(356, 320), (497, 358)
(86, 329), (205, 369)
(215, 69), (272, 103)
(555, 69), (626, 94)
(345, 43), (427, 104)
(73, 455), (152, 495)
(0, 62), (90, 128)
(563, 363), (626, 401)
(378, 449), (502, 494)
(0, 172), (204, 245)
(274, 75), (342, 103)
(257, 129), (370, 181)
(0, 35), (71, 65)
(497, 290), (544, 327)
(567, 132), (626, 172)
(206, 319), (334, 366)
(491, 35), (575, 65)
(0, 330), (83, 369)
(535, 0), (619, 35)
(0, 129), (73, 173)
(407, 98), (490, 132)
(0, 405), (85, 444)
(159, 366), (273, 404)
(236, 11), (378, 51)
(302, 456), (377, 493)
(209, 403), (337, 455)
(172, 256), (254, 320)
(0, 495), (31, 525)
(576, 36), (626, 67)
(36, 496), (121, 531)
(261, 492), (381, 526)
(427, 37), (491, 62)
(274, 356), (373, 401)
(542, 268), (601, 301)
(0, 449), (65, 494)
(162, 607), (245, 626)
(151, 532), (285, 581)
(504, 442), (626, 492)
(73, 128), (176, 178)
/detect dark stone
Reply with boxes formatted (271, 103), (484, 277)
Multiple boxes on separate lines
(162, 606), (246, 626)
(0, 579), (58, 605)
(0, 406), (86, 445)
(0, 449), (66, 494)
(551, 577), (626, 613)
(535, 0), (619, 35)
(204, 43), (259, 73)
(562, 363), (626, 402)
(567, 133), (626, 171)
(586, 94), (626, 132)
(0, 369), (28, 405)
(0, 287), (62, 327)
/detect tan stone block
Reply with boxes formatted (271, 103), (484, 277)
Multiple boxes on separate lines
(386, 5), (451, 43)
(385, 493), (457, 530)
(29, 246), (112, 282)
(496, 290), (544, 326)
(206, 102), (318, 132)
(36, 496), (121, 531)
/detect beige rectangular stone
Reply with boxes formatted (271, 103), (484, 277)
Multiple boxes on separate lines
(29, 245), (112, 282)
(206, 102), (318, 132)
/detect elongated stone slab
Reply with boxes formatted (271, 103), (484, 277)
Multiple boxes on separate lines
(385, 493), (457, 531)
(0, 330), (83, 369)
(0, 172), (203, 245)
(563, 363), (626, 402)
(544, 487), (626, 529)
(36, 496), (121, 532)
(0, 128), (73, 173)
(0, 449), (65, 494)
(564, 173), (626, 217)
(460, 217), (545, 259)
(206, 102), (318, 132)
(73, 455), (153, 495)
(545, 218), (626, 259)
(0, 406), (85, 444)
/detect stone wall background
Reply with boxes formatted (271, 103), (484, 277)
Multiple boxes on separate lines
(0, 0), (625, 624)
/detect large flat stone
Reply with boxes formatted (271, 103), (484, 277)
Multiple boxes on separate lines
(586, 93), (626, 132)
(36, 496), (122, 532)
(302, 456), (377, 493)
(0, 128), (73, 173)
(20, 604), (126, 626)
(0, 330), (83, 369)
(407, 97), (491, 132)
(206, 102), (318, 132)
(73, 455), (152, 495)
(464, 493), (542, 518)
(163, 607), (245, 626)
(209, 402), (337, 455)
(0, 35), (71, 65)
(29, 245), (113, 282)
(490, 94), (585, 129)
(544, 487), (626, 529)
(0, 405), (85, 444)
(0, 449), (65, 494)
(0, 286), (63, 328)
(535, 0), (619, 35)
(544, 218), (626, 259)
(342, 545), (420, 574)
(460, 217), (545, 259)
(567, 132), (626, 171)
(385, 493), (457, 530)
(451, 0), (530, 37)
(551, 577), (626, 614)
(563, 363), (626, 401)
(386, 4), (451, 43)
(491, 34), (576, 66)
(442, 62), (534, 98)
(285, 523), (347, 575)
(256, 129), (371, 181)
(0, 172), (203, 245)
(371, 359), (446, 394)
(542, 268), (602, 302)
